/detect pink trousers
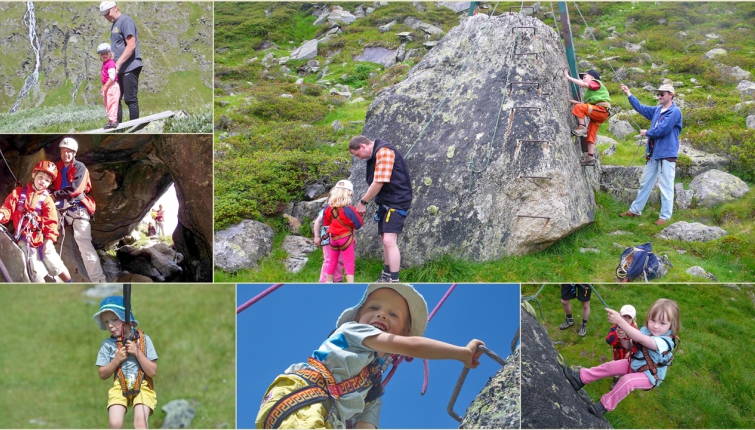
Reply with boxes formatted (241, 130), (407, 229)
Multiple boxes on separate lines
(580, 359), (653, 411)
(326, 236), (355, 276)
(319, 245), (344, 282)
(103, 84), (121, 122)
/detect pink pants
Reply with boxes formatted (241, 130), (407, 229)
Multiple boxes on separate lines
(319, 245), (344, 282)
(326, 236), (355, 277)
(103, 84), (121, 122)
(580, 359), (653, 411)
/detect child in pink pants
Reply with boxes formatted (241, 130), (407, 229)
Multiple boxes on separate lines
(98, 43), (120, 129)
(314, 208), (344, 282)
(564, 298), (680, 418)
(323, 180), (363, 283)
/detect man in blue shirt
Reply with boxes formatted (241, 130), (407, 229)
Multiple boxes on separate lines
(100, 1), (143, 123)
(618, 84), (683, 226)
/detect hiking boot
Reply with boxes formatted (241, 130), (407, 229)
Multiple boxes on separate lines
(563, 366), (585, 391)
(579, 322), (587, 337)
(559, 316), (575, 330)
(654, 218), (668, 226)
(376, 270), (391, 283)
(103, 121), (118, 129)
(580, 155), (596, 166)
(588, 401), (608, 418)
(572, 126), (587, 137)
(619, 210), (639, 218)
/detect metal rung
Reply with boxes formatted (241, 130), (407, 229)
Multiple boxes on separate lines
(515, 52), (539, 56)
(447, 345), (507, 423)
(508, 82), (541, 96)
(517, 139), (550, 144)
(512, 106), (541, 111)
(517, 215), (551, 220)
(519, 176), (552, 180)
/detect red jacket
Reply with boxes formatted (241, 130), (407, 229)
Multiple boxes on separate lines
(0, 184), (59, 247)
(606, 322), (639, 361)
(54, 159), (96, 215)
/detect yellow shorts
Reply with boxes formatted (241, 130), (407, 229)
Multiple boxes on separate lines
(255, 374), (334, 429)
(107, 378), (157, 414)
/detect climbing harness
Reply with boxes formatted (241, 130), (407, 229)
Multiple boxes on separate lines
(263, 357), (383, 429)
(15, 184), (51, 281)
(327, 208), (355, 252)
(374, 205), (407, 224)
(630, 333), (678, 387)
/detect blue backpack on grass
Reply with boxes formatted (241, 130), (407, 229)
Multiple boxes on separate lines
(616, 242), (672, 282)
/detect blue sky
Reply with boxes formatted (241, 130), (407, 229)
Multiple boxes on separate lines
(237, 283), (520, 429)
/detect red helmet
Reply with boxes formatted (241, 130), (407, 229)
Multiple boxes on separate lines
(32, 160), (58, 181)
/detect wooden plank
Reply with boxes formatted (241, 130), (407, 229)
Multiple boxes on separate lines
(84, 110), (176, 133)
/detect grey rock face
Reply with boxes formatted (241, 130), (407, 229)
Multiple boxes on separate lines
(160, 399), (195, 429)
(117, 243), (184, 282)
(379, 20), (397, 33)
(678, 143), (730, 176)
(718, 64), (751, 81)
(734, 80), (755, 101)
(327, 6), (356, 25)
(689, 169), (749, 207)
(600, 165), (659, 207)
(355, 47), (397, 68)
(282, 235), (317, 273)
(625, 42), (642, 52)
(460, 347), (520, 429)
(521, 305), (611, 429)
(419, 22), (444, 35)
(291, 39), (318, 60)
(0, 227), (31, 282)
(704, 48), (727, 59)
(657, 221), (727, 243)
(607, 119), (635, 140)
(214, 220), (274, 272)
(674, 183), (693, 210)
(291, 197), (327, 223)
(747, 115), (755, 130)
(351, 14), (596, 266)
(686, 266), (717, 281)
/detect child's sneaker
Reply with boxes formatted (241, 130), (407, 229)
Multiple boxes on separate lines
(562, 365), (584, 391)
(588, 401), (607, 418)
(559, 316), (575, 330)
(579, 322), (587, 337)
(103, 121), (118, 129)
(572, 126), (587, 137)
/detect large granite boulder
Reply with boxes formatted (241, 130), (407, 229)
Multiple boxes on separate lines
(350, 14), (596, 267)
(160, 399), (196, 429)
(600, 165), (659, 206)
(214, 220), (275, 272)
(117, 243), (185, 282)
(689, 169), (749, 207)
(0, 226), (31, 282)
(460, 346), (520, 429)
(522, 303), (611, 429)
(0, 135), (213, 282)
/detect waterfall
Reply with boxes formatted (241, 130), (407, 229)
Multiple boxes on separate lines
(9, 2), (42, 114)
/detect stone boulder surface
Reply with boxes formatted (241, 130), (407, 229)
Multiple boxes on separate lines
(160, 399), (196, 429)
(351, 14), (596, 267)
(657, 221), (727, 243)
(214, 220), (275, 272)
(460, 346), (520, 429)
(521, 304), (611, 429)
(689, 169), (749, 207)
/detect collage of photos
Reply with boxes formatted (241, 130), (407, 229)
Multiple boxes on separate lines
(1, 1), (754, 429)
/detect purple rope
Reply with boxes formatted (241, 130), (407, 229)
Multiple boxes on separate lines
(417, 284), (457, 394)
(237, 284), (284, 314)
(428, 284), (457, 321)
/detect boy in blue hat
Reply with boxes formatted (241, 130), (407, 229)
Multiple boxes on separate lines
(93, 296), (158, 429)
(255, 283), (485, 429)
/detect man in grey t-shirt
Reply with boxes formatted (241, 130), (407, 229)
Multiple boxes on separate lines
(99, 1), (143, 123)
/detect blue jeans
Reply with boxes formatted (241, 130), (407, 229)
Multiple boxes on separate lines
(629, 159), (676, 220)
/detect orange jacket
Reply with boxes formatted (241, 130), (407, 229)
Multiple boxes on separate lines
(0, 184), (60, 247)
(54, 159), (96, 215)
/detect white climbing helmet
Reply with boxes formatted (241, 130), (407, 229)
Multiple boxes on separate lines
(97, 43), (112, 54)
(60, 137), (78, 153)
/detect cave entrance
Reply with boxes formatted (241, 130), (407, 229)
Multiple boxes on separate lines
(140, 183), (179, 239)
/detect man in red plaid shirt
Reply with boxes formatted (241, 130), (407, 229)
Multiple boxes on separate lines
(349, 135), (413, 282)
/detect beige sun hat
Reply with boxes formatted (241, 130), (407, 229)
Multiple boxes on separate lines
(333, 179), (353, 192)
(336, 283), (428, 337)
(656, 84), (675, 94)
(620, 304), (637, 320)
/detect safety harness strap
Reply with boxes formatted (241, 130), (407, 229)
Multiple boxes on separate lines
(114, 328), (154, 400)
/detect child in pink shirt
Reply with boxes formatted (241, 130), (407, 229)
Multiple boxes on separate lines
(98, 43), (120, 130)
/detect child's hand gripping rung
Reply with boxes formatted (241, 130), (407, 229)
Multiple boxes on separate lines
(447, 345), (507, 422)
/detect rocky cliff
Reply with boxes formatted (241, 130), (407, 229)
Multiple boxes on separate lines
(460, 345), (520, 429)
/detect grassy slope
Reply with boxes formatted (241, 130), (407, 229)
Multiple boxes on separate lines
(0, 285), (235, 429)
(522, 284), (755, 429)
(214, 2), (755, 282)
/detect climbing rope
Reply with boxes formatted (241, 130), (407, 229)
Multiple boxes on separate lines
(0, 147), (21, 187)
(236, 283), (284, 314)
(522, 283), (547, 322)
